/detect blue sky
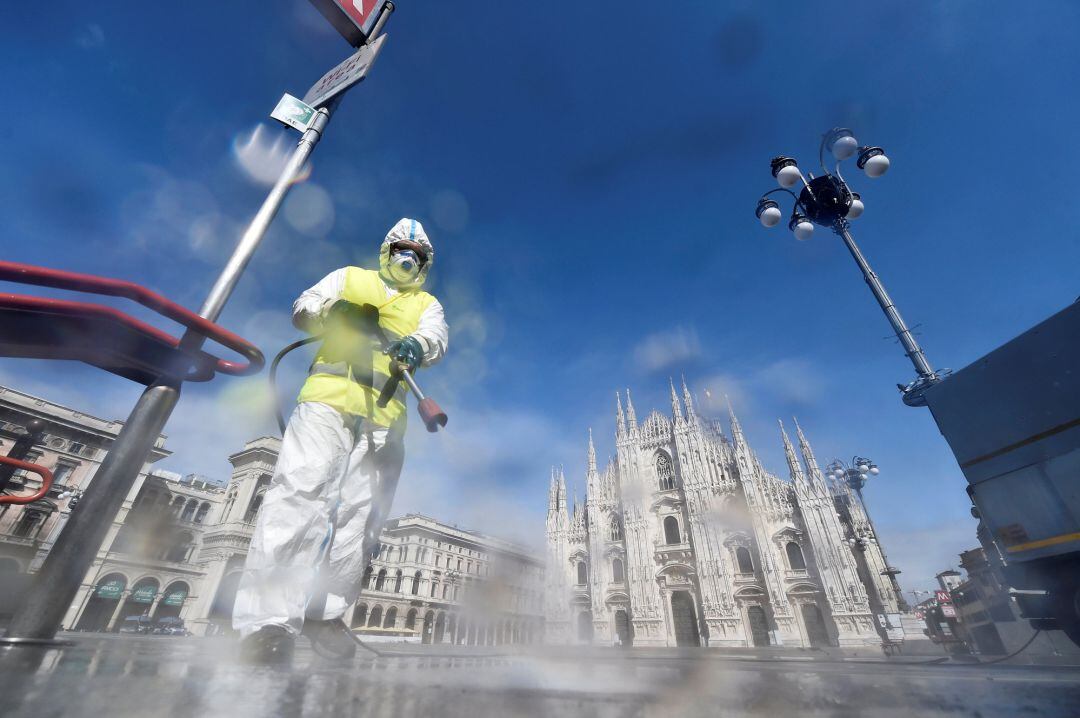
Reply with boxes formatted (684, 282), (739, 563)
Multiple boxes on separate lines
(3, 1), (1079, 594)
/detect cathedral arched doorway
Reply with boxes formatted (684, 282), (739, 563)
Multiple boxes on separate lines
(614, 609), (632, 647)
(800, 603), (831, 648)
(670, 591), (700, 647)
(746, 605), (769, 647)
(576, 611), (593, 642)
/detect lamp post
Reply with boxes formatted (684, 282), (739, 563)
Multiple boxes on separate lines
(826, 456), (909, 612)
(755, 128), (943, 407)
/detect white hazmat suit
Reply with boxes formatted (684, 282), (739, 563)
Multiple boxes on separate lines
(233, 219), (448, 638)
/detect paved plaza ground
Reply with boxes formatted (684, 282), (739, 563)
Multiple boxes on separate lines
(2, 634), (1079, 717)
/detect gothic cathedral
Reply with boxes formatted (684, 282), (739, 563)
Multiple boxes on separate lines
(544, 380), (902, 648)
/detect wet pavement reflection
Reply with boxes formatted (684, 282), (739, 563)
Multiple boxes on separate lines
(1, 634), (1079, 717)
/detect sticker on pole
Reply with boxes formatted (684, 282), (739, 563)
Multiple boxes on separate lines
(270, 94), (317, 133)
(302, 33), (386, 110)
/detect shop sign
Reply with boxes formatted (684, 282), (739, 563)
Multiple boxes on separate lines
(131, 584), (157, 604)
(96, 579), (125, 600)
(163, 588), (188, 607)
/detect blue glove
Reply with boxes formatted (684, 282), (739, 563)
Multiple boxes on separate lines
(386, 336), (423, 374)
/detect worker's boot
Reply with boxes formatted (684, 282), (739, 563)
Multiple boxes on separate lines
(302, 618), (359, 660)
(239, 625), (295, 665)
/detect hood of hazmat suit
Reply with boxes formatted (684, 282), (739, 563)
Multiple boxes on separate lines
(379, 218), (434, 290)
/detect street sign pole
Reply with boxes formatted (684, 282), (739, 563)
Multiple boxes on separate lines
(1, 5), (393, 647)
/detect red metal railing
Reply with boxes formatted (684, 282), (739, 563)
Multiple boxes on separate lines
(0, 455), (54, 505)
(0, 261), (263, 378)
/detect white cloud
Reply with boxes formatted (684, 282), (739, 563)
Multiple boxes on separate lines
(76, 24), (105, 50)
(632, 325), (702, 373)
(699, 357), (825, 416)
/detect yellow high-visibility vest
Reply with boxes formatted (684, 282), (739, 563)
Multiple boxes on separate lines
(298, 267), (435, 427)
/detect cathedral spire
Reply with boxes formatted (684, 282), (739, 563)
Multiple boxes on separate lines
(669, 377), (684, 422)
(779, 420), (808, 485)
(794, 417), (828, 491)
(587, 428), (598, 476)
(625, 389), (637, 430)
(727, 395), (745, 444)
(616, 392), (626, 436)
(557, 466), (568, 514)
(548, 466), (558, 514)
(681, 375), (696, 419)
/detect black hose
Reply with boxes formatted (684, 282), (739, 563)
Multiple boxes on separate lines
(269, 335), (322, 434)
(975, 629), (1042, 665)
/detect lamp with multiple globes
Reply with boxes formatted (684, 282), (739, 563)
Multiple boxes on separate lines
(756, 128), (890, 242)
(752, 127), (941, 408)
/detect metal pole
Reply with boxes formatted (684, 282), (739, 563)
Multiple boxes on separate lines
(834, 221), (936, 380)
(850, 471), (909, 613)
(2, 107), (335, 644)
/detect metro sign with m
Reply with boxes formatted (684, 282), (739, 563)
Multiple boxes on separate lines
(309, 0), (390, 47)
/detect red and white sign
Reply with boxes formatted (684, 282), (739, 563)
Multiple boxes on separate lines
(942, 605), (957, 618)
(308, 0), (389, 47)
(935, 590), (952, 604)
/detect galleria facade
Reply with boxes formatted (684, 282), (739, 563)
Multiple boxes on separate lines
(545, 380), (904, 648)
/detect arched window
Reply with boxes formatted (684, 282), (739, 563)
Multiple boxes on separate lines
(612, 558), (624, 583)
(430, 581), (439, 597)
(609, 516), (623, 542)
(375, 568), (387, 591)
(656, 453), (676, 491)
(244, 476), (271, 523)
(171, 495), (185, 515)
(576, 561), (588, 585)
(194, 502), (210, 524)
(401, 546), (409, 562)
(352, 604), (368, 628)
(412, 570), (422, 595)
(367, 606), (382, 627)
(405, 608), (418, 629)
(362, 565), (373, 589)
(664, 516), (681, 545)
(383, 607), (397, 629)
(736, 546), (754, 574)
(165, 531), (194, 563)
(442, 583), (451, 599)
(394, 569), (403, 592)
(785, 542), (806, 570)
(180, 499), (198, 522)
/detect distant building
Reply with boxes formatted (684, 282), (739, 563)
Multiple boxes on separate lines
(0, 385), (170, 576)
(349, 514), (545, 645)
(545, 380), (900, 649)
(937, 569), (963, 592)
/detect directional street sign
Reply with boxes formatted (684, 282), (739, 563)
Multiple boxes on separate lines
(309, 0), (390, 47)
(302, 33), (386, 109)
(270, 94), (317, 132)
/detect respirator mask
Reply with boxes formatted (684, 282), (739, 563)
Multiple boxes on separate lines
(386, 249), (421, 285)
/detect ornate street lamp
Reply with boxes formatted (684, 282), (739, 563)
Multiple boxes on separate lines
(755, 128), (943, 406)
(827, 456), (908, 611)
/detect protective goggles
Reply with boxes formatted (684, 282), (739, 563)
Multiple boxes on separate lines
(389, 240), (429, 266)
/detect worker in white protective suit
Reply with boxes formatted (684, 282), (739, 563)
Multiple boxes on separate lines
(233, 218), (448, 663)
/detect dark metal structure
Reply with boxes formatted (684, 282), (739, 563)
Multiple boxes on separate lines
(754, 128), (942, 406)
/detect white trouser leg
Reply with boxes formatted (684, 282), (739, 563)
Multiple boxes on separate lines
(314, 425), (405, 621)
(232, 402), (352, 637)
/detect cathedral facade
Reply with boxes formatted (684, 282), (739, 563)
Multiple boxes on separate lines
(544, 380), (902, 649)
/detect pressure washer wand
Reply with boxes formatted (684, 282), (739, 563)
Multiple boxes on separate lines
(397, 365), (447, 433)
